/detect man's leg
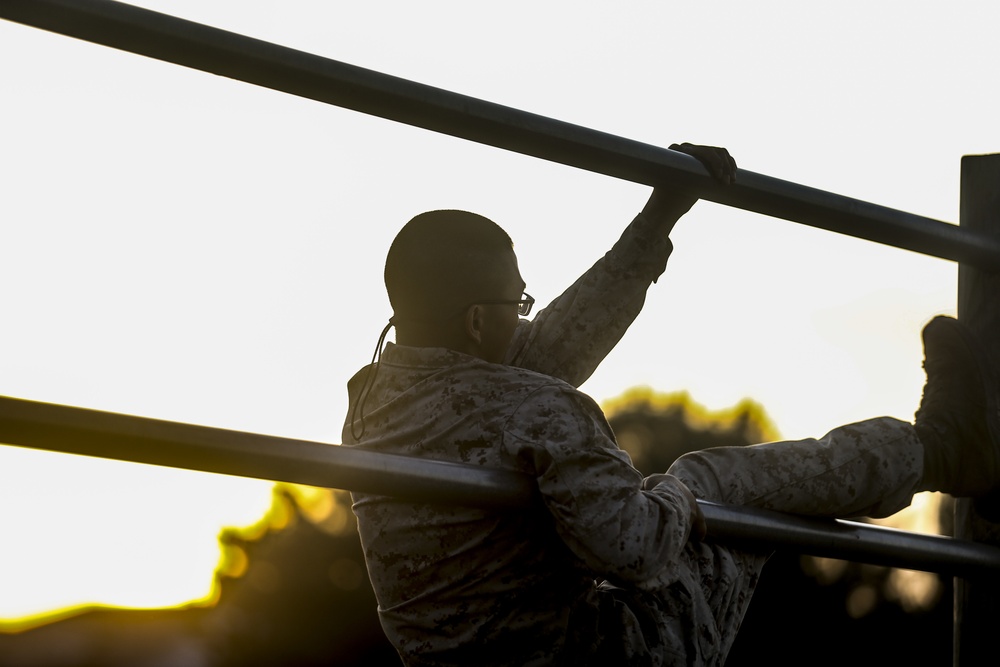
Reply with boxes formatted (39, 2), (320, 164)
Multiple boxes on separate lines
(615, 316), (1000, 666)
(611, 416), (920, 666)
(670, 416), (922, 517)
(670, 314), (1000, 515)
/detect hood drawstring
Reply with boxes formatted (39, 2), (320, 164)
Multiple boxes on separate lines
(350, 318), (395, 442)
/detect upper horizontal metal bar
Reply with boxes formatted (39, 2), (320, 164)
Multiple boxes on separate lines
(3, 0), (1000, 270)
(2, 394), (999, 579)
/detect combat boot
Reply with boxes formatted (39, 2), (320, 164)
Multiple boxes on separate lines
(915, 316), (1000, 497)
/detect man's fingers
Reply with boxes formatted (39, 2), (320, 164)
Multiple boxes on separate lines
(675, 480), (707, 542)
(641, 473), (671, 491)
(670, 142), (737, 185)
(691, 505), (708, 542)
(721, 148), (737, 183)
(697, 147), (735, 185)
(644, 474), (707, 542)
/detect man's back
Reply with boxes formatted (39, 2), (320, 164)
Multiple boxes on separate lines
(343, 344), (599, 665)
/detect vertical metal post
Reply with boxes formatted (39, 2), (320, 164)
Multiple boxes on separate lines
(954, 153), (1000, 666)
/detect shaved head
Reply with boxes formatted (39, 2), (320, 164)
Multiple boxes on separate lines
(385, 210), (516, 324)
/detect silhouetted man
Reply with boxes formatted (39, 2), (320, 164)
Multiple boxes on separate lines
(343, 143), (999, 666)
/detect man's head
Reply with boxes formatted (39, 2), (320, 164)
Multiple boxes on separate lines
(385, 210), (526, 362)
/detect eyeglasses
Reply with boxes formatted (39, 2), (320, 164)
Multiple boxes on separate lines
(476, 292), (535, 317)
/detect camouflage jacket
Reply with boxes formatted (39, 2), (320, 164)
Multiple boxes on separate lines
(343, 212), (698, 666)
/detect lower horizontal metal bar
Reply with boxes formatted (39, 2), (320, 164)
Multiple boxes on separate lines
(2, 0), (1000, 269)
(1, 395), (999, 578)
(0, 395), (536, 510)
(697, 502), (1000, 579)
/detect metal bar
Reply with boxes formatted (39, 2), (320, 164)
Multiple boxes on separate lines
(3, 0), (1000, 270)
(0, 395), (537, 510)
(696, 501), (1000, 580)
(2, 394), (1000, 579)
(954, 154), (1000, 664)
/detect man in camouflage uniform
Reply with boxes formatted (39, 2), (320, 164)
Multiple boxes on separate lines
(343, 143), (1000, 666)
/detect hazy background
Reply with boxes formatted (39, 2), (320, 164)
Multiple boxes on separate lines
(1, 0), (997, 628)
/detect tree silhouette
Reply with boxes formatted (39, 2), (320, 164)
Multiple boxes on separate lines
(204, 488), (398, 666)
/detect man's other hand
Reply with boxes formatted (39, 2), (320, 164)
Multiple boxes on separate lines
(642, 473), (708, 542)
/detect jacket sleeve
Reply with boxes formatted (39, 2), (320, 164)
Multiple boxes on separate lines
(502, 212), (674, 388)
(504, 383), (696, 584)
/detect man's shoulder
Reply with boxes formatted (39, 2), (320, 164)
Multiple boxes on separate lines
(478, 360), (590, 404)
(420, 359), (584, 413)
(382, 344), (577, 394)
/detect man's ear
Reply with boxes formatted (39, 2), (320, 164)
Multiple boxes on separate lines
(464, 304), (484, 345)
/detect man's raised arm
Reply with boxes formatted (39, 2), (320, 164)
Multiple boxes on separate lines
(504, 143), (736, 386)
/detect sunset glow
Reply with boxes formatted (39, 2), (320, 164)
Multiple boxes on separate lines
(1, 0), (996, 651)
(0, 447), (276, 632)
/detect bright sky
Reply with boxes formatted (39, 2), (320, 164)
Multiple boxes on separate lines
(1, 0), (997, 625)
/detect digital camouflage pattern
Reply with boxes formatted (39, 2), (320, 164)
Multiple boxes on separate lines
(343, 212), (926, 666)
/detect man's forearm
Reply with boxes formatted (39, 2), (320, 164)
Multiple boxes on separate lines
(640, 185), (698, 237)
(504, 208), (675, 386)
